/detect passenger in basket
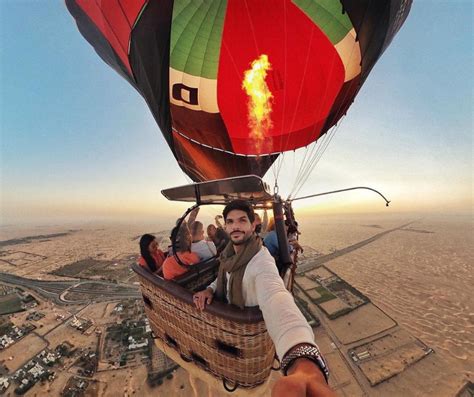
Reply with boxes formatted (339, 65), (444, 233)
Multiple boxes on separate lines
(254, 208), (269, 237)
(192, 200), (335, 397)
(138, 234), (166, 274)
(263, 220), (303, 259)
(191, 221), (217, 261)
(206, 221), (229, 254)
(162, 225), (200, 280)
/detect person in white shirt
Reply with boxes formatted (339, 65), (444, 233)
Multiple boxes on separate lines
(193, 200), (335, 397)
(190, 221), (217, 261)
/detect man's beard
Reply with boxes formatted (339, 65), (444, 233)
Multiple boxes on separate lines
(231, 231), (253, 246)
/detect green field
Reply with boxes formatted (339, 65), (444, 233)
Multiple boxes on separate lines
(313, 286), (337, 304)
(0, 293), (24, 315)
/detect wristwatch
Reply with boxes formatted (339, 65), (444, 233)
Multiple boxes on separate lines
(280, 344), (329, 383)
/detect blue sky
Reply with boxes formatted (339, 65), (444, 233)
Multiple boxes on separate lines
(1, 1), (472, 225)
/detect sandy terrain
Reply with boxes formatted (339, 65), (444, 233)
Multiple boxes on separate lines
(307, 267), (334, 280)
(359, 343), (428, 386)
(0, 213), (472, 396)
(95, 366), (150, 396)
(313, 327), (364, 396)
(306, 288), (322, 300)
(93, 364), (252, 397)
(302, 214), (473, 395)
(80, 301), (117, 326)
(1, 333), (47, 372)
(294, 275), (319, 290)
(41, 371), (72, 396)
(0, 224), (170, 281)
(353, 329), (416, 356)
(298, 214), (405, 256)
(320, 298), (350, 315)
(45, 317), (98, 353)
(339, 290), (365, 307)
(329, 303), (396, 344)
(9, 306), (71, 336)
(351, 329), (431, 386)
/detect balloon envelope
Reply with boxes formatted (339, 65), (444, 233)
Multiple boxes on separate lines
(67, 0), (412, 181)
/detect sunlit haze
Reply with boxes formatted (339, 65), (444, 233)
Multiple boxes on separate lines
(1, 1), (472, 226)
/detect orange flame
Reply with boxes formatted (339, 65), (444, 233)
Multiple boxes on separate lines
(242, 54), (273, 152)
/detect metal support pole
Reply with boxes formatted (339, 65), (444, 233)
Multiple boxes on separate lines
(273, 196), (292, 272)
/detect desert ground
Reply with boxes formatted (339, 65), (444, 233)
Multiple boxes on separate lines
(299, 213), (473, 396)
(0, 212), (472, 396)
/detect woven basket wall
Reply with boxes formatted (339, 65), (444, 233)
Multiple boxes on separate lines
(138, 275), (276, 388)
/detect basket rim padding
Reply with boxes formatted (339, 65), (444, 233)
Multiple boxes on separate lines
(132, 263), (264, 324)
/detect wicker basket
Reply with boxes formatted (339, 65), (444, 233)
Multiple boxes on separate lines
(132, 263), (276, 389)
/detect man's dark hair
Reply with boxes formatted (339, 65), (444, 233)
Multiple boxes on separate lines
(223, 200), (255, 223)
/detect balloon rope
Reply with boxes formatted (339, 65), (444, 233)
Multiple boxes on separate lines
(287, 145), (312, 198)
(288, 132), (328, 200)
(288, 5), (366, 199)
(287, 23), (344, 197)
(288, 140), (320, 199)
(290, 0), (388, 197)
(291, 123), (340, 199)
(273, 10), (318, 186)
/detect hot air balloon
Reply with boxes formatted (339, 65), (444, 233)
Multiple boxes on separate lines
(67, 0), (411, 392)
(66, 0), (411, 182)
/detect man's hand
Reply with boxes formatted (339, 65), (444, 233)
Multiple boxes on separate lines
(193, 288), (214, 311)
(188, 207), (200, 228)
(290, 240), (304, 254)
(272, 359), (336, 397)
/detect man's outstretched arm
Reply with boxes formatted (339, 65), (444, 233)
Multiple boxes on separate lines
(252, 253), (335, 397)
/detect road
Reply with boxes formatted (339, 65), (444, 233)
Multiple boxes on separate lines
(297, 221), (416, 273)
(0, 273), (140, 305)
